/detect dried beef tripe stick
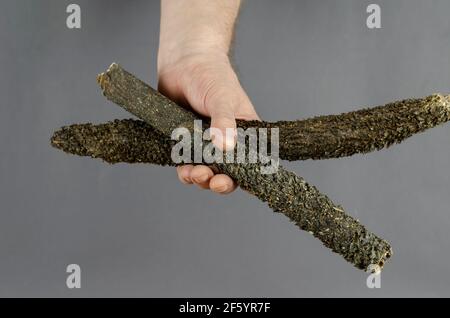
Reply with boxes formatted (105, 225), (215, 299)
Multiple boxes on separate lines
(51, 119), (392, 272)
(240, 93), (450, 160)
(89, 63), (393, 271)
(66, 99), (450, 162)
(54, 90), (450, 164)
(51, 120), (173, 165)
(96, 61), (450, 161)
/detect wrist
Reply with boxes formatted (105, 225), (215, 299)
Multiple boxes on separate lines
(159, 0), (239, 71)
(157, 42), (230, 74)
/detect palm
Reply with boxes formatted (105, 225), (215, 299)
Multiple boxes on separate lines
(157, 54), (259, 194)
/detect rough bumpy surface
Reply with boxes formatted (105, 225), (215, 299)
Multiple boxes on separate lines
(97, 63), (450, 161)
(216, 162), (392, 270)
(52, 94), (450, 164)
(238, 93), (450, 160)
(51, 119), (174, 165)
(51, 120), (393, 270)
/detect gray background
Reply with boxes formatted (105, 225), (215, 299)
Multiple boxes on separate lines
(1, 0), (450, 297)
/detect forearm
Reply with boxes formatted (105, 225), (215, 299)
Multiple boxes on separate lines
(158, 0), (241, 69)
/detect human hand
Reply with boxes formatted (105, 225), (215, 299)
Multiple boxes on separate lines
(157, 52), (259, 194)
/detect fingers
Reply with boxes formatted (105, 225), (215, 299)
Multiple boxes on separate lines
(190, 165), (214, 189)
(176, 165), (194, 184)
(209, 174), (237, 194)
(176, 165), (237, 194)
(161, 55), (260, 195)
(206, 79), (261, 145)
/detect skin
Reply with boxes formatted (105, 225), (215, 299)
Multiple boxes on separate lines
(158, 0), (259, 194)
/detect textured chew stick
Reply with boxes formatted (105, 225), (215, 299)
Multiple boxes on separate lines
(239, 94), (450, 160)
(52, 91), (450, 163)
(51, 119), (392, 271)
(86, 63), (393, 271)
(51, 120), (174, 165)
(51, 91), (450, 164)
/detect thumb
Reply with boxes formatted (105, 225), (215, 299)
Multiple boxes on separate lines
(209, 105), (237, 151)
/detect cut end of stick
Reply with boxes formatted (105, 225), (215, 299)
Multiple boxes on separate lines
(368, 248), (393, 273)
(426, 93), (450, 110)
(96, 63), (119, 92)
(366, 264), (381, 274)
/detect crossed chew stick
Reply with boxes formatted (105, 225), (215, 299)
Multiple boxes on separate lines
(51, 63), (450, 271)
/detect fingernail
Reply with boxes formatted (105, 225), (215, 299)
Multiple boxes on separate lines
(224, 132), (236, 151)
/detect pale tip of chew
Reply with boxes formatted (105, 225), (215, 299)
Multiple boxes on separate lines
(96, 72), (107, 91)
(366, 264), (381, 274)
(96, 63), (119, 89)
(107, 62), (119, 72)
(428, 93), (450, 110)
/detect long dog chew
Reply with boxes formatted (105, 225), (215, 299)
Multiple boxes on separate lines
(51, 119), (392, 272)
(98, 65), (450, 161)
(53, 90), (450, 163)
(239, 93), (450, 160)
(100, 66), (450, 161)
